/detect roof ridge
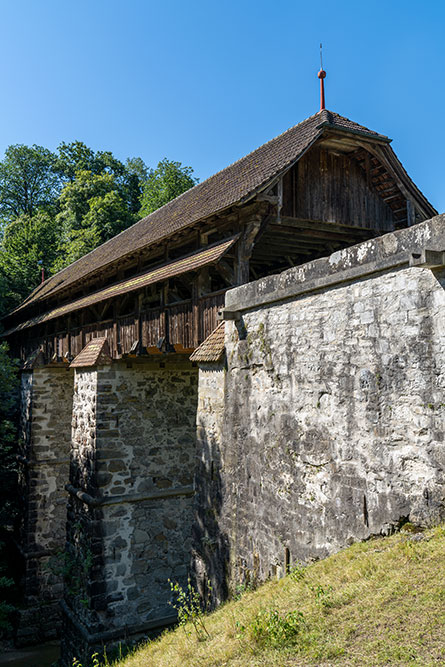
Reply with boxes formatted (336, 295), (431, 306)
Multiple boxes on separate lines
(316, 109), (391, 141)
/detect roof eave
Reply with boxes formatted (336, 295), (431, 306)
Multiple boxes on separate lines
(316, 122), (392, 144)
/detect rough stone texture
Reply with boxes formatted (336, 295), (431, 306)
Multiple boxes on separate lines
(192, 364), (228, 603)
(16, 366), (73, 645)
(61, 357), (198, 666)
(195, 250), (445, 593)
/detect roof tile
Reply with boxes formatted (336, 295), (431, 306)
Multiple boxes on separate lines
(15, 111), (380, 313)
(70, 338), (112, 368)
(4, 236), (237, 335)
(190, 322), (225, 363)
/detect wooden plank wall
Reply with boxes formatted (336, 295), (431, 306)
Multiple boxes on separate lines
(142, 307), (164, 347)
(199, 291), (225, 342)
(168, 301), (194, 348)
(282, 147), (395, 231)
(19, 291), (226, 362)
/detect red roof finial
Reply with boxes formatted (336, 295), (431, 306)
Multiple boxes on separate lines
(318, 43), (326, 111)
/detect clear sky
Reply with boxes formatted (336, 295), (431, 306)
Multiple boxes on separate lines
(0, 0), (443, 212)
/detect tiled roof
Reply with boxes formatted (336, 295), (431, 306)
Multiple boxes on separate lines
(70, 338), (112, 368)
(3, 237), (237, 336)
(12, 110), (393, 315)
(190, 321), (225, 363)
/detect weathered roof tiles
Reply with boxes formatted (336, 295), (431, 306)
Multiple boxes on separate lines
(70, 338), (112, 368)
(12, 110), (395, 314)
(190, 321), (225, 363)
(3, 237), (238, 336)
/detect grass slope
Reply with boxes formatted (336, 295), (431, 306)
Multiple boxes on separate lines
(115, 525), (444, 667)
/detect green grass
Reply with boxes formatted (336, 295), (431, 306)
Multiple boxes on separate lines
(108, 525), (445, 666)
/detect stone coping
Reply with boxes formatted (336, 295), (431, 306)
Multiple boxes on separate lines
(223, 215), (445, 315)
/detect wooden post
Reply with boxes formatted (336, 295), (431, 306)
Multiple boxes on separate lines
(137, 293), (143, 353)
(235, 218), (262, 285)
(191, 278), (199, 348)
(112, 302), (120, 358)
(407, 200), (416, 227)
(67, 315), (72, 360)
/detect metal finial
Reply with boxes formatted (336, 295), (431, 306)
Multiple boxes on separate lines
(317, 43), (326, 111)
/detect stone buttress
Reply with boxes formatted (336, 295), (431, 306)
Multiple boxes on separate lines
(61, 339), (198, 665)
(16, 354), (73, 645)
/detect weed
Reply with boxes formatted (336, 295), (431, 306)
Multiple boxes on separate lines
(72, 651), (111, 667)
(168, 576), (211, 641)
(0, 540), (15, 634)
(248, 607), (305, 647)
(309, 583), (334, 608)
(47, 546), (92, 606)
(289, 562), (306, 582)
(0, 575), (14, 632)
(233, 580), (255, 601)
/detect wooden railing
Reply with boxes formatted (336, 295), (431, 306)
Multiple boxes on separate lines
(19, 289), (227, 362)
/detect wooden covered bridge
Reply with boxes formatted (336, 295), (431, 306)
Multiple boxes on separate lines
(3, 109), (436, 362)
(3, 108), (437, 663)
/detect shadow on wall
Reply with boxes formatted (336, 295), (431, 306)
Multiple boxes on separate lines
(192, 387), (230, 607)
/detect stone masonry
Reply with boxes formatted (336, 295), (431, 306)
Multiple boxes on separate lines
(61, 357), (198, 666)
(13, 216), (445, 662)
(194, 216), (445, 595)
(16, 363), (73, 645)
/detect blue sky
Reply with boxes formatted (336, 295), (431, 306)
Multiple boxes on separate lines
(0, 0), (444, 212)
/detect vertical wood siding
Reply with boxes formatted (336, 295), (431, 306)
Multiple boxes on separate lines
(282, 147), (395, 231)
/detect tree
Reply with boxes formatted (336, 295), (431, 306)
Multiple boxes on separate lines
(0, 341), (19, 636)
(0, 342), (18, 514)
(139, 158), (198, 217)
(124, 157), (149, 214)
(0, 211), (59, 316)
(51, 170), (134, 273)
(54, 141), (126, 182)
(54, 143), (148, 217)
(0, 144), (59, 221)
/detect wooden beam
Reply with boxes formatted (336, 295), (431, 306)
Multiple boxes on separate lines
(235, 218), (262, 285)
(407, 200), (416, 227)
(268, 223), (372, 243)
(215, 259), (235, 286)
(277, 216), (373, 235)
(357, 142), (423, 219)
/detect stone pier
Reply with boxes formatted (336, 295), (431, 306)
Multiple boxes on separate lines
(61, 342), (198, 665)
(16, 357), (73, 645)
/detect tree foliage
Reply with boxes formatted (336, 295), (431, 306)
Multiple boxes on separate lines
(0, 144), (59, 221)
(0, 211), (59, 315)
(140, 158), (198, 217)
(0, 343), (18, 498)
(0, 141), (197, 316)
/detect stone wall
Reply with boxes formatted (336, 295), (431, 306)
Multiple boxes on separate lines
(193, 364), (227, 603)
(16, 365), (73, 645)
(62, 357), (198, 666)
(194, 217), (445, 594)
